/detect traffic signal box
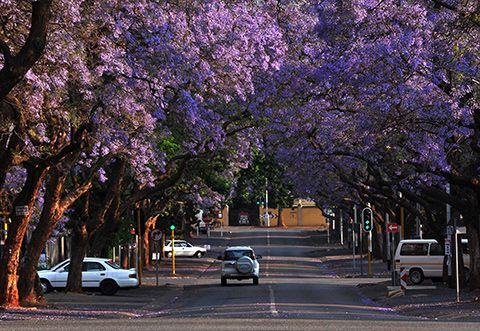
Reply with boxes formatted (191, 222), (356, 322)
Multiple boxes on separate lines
(362, 208), (373, 232)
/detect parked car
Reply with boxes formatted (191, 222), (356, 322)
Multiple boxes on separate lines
(37, 257), (139, 295)
(218, 246), (261, 286)
(394, 239), (470, 285)
(163, 240), (207, 258)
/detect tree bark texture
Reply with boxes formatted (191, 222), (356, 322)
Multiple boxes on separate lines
(66, 159), (126, 291)
(18, 165), (93, 303)
(143, 216), (158, 268)
(277, 206), (284, 227)
(66, 220), (89, 293)
(18, 172), (65, 304)
(0, 165), (47, 307)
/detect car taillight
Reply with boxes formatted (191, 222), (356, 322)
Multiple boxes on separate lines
(129, 273), (137, 278)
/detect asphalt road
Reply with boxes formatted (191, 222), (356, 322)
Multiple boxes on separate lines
(3, 228), (480, 330)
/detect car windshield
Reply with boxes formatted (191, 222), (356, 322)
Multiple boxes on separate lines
(51, 260), (69, 271)
(106, 260), (121, 269)
(224, 250), (254, 260)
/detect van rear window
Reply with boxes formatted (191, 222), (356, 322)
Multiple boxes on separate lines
(400, 243), (429, 256)
(429, 243), (444, 256)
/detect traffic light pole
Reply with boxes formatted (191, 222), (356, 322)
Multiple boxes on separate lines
(360, 230), (363, 276)
(361, 207), (373, 277)
(368, 231), (372, 277)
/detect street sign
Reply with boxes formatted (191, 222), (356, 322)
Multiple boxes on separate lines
(387, 223), (399, 233)
(15, 205), (28, 216)
(151, 229), (162, 241)
(446, 226), (454, 236)
(445, 238), (451, 256)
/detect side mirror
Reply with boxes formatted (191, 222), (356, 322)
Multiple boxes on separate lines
(217, 255), (223, 260)
(256, 255), (262, 260)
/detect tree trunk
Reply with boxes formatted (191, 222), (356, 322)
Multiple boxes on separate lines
(89, 216), (118, 257)
(0, 165), (47, 307)
(18, 165), (92, 304)
(143, 216), (158, 268)
(86, 159), (126, 256)
(18, 171), (65, 304)
(121, 245), (129, 269)
(66, 159), (126, 292)
(277, 206), (284, 227)
(66, 221), (89, 293)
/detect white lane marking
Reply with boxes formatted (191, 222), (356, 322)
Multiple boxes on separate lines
(266, 230), (270, 277)
(268, 285), (278, 316)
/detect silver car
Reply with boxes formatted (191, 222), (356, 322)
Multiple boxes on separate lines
(218, 246), (261, 285)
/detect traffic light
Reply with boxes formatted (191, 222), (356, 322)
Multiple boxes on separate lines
(170, 225), (175, 230)
(362, 207), (373, 232)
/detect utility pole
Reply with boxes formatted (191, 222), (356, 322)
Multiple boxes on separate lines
(136, 207), (142, 285)
(353, 205), (357, 273)
(340, 209), (344, 245)
(265, 178), (270, 227)
(399, 192), (405, 240)
(170, 225), (176, 275)
(446, 183), (452, 283)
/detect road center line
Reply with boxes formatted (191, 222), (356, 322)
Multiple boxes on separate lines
(268, 285), (278, 316)
(266, 230), (270, 277)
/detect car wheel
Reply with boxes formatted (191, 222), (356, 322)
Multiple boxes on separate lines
(194, 251), (204, 258)
(100, 279), (119, 295)
(409, 268), (424, 285)
(40, 279), (52, 294)
(221, 277), (227, 286)
(253, 277), (259, 285)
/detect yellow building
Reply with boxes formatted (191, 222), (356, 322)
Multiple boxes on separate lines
(259, 199), (327, 228)
(220, 199), (327, 228)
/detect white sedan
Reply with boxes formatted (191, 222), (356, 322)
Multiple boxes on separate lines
(163, 240), (207, 258)
(38, 257), (139, 295)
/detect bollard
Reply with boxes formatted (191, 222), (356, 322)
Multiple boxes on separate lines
(400, 267), (408, 292)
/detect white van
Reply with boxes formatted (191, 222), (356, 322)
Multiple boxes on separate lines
(394, 239), (469, 285)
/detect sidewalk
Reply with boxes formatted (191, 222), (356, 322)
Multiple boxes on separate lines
(0, 284), (184, 321)
(358, 281), (480, 322)
(307, 232), (480, 322)
(307, 230), (390, 278)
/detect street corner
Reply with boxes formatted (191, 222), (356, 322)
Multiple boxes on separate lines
(356, 279), (480, 322)
(356, 280), (390, 303)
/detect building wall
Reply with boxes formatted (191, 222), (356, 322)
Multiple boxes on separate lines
(258, 206), (326, 227)
(300, 207), (326, 227)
